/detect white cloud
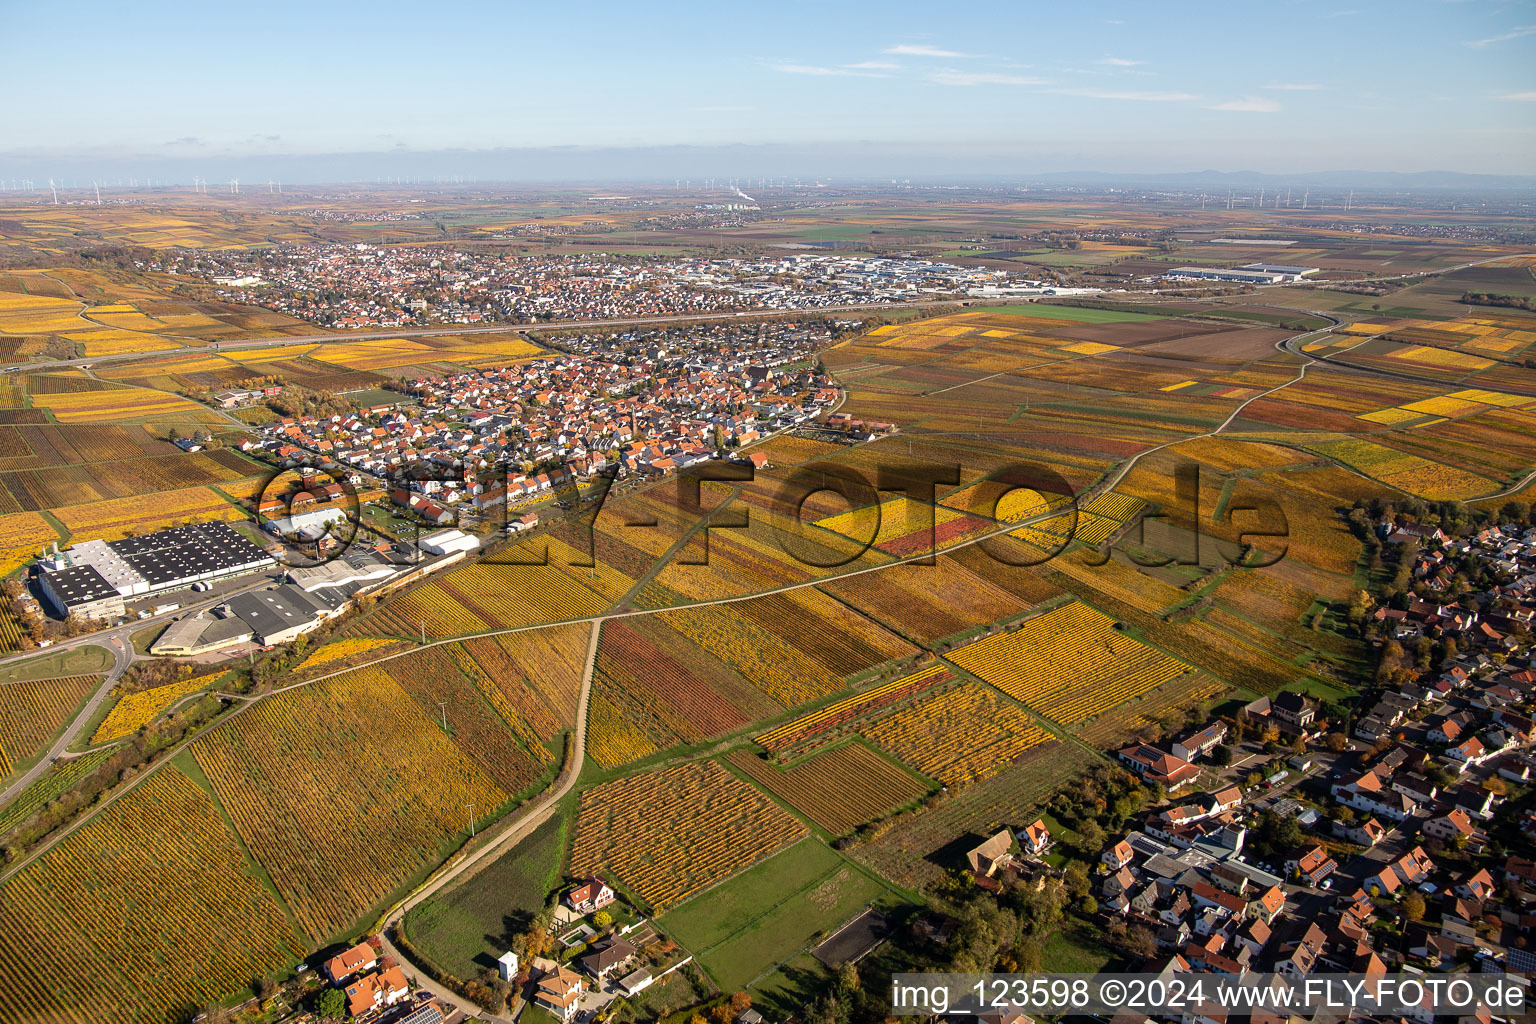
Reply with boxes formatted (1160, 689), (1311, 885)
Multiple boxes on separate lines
(767, 62), (889, 78)
(1053, 88), (1198, 102)
(1267, 82), (1323, 91)
(1207, 97), (1282, 112)
(693, 105), (754, 113)
(883, 44), (973, 58)
(928, 69), (1049, 87)
(1097, 57), (1144, 67)
(1500, 91), (1536, 101)
(1467, 23), (1536, 46)
(844, 60), (900, 70)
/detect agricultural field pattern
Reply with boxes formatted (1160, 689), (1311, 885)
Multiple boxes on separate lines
(0, 175), (1532, 1024)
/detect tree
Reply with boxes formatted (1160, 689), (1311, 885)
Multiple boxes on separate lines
(315, 988), (346, 1020)
(1123, 924), (1157, 959)
(1015, 937), (1044, 973)
(592, 910), (612, 928)
(1402, 891), (1426, 924)
(1080, 894), (1098, 916)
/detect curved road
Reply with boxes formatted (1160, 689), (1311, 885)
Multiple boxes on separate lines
(2, 267), (1534, 1013)
(0, 636), (132, 805)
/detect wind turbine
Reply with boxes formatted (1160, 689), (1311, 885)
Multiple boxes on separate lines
(92, 180), (102, 204)
(1346, 190), (1353, 211)
(1302, 191), (1309, 210)
(48, 179), (58, 205)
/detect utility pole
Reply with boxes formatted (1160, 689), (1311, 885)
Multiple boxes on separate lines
(437, 700), (447, 731)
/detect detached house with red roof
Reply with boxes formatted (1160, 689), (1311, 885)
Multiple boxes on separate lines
(323, 941), (378, 983)
(1117, 745), (1200, 791)
(565, 877), (615, 915)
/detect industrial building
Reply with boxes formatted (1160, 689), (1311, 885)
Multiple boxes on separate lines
(149, 539), (473, 655)
(1161, 263), (1319, 284)
(417, 529), (480, 557)
(37, 523), (275, 620)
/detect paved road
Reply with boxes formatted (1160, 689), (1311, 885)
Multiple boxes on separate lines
(0, 636), (131, 804)
(375, 620), (601, 1023)
(0, 303), (1403, 884)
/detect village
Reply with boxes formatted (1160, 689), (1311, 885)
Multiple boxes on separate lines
(248, 321), (856, 522)
(152, 247), (1022, 329)
(949, 512), (1536, 1019)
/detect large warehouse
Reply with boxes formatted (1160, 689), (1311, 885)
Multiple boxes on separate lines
(37, 522), (276, 619)
(1162, 263), (1319, 284)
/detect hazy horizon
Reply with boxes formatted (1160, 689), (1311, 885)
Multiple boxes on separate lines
(4, 0), (1534, 182)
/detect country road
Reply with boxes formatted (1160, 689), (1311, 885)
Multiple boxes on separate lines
(0, 636), (132, 805)
(4, 294), (1531, 889)
(374, 620), (600, 1023)
(0, 267), (1532, 1018)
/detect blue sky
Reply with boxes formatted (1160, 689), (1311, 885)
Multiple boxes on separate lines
(4, 0), (1534, 176)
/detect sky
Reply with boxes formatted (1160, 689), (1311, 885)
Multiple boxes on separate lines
(3, 0), (1535, 180)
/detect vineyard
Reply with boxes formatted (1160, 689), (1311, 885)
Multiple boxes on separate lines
(658, 589), (915, 708)
(363, 561), (611, 639)
(816, 555), (1035, 645)
(947, 602), (1188, 725)
(291, 636), (402, 674)
(356, 654), (549, 792)
(0, 674), (100, 769)
(727, 743), (930, 835)
(0, 510), (58, 577)
(91, 672), (220, 743)
(570, 761), (806, 912)
(0, 769), (306, 1024)
(191, 668), (509, 940)
(851, 742), (1092, 891)
(860, 681), (1053, 786)
(754, 664), (951, 751)
(51, 486), (245, 541)
(0, 748), (112, 837)
(1078, 673), (1228, 748)
(587, 692), (659, 768)
(594, 621), (762, 749)
(29, 387), (210, 423)
(1305, 437), (1495, 500)
(454, 624), (589, 739)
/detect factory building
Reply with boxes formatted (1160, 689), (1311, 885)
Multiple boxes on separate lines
(1162, 263), (1319, 284)
(37, 523), (275, 620)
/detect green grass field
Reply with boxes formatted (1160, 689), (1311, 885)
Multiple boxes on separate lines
(0, 644), (112, 685)
(1041, 914), (1117, 972)
(968, 303), (1167, 323)
(659, 839), (845, 952)
(403, 812), (566, 978)
(699, 871), (888, 991)
(668, 843), (894, 992)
